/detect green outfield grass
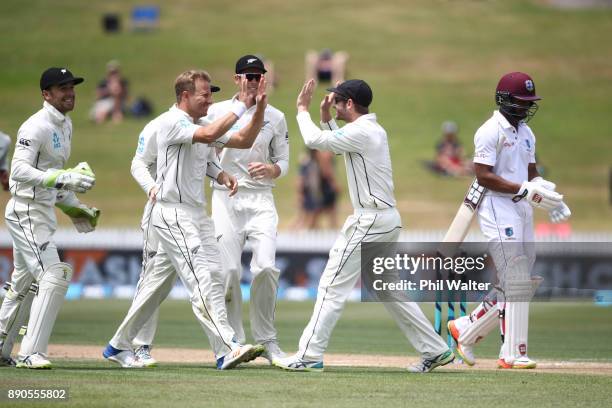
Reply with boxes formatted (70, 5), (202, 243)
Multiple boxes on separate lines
(50, 300), (612, 361)
(3, 361), (612, 408)
(1, 300), (611, 407)
(1, 0), (611, 230)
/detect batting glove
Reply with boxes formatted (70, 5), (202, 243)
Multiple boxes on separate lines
(43, 162), (95, 193)
(513, 180), (563, 211)
(548, 201), (571, 223)
(531, 176), (556, 192)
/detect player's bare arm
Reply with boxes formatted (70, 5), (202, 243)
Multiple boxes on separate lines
(192, 77), (251, 144)
(527, 163), (540, 181)
(224, 77), (268, 149)
(474, 163), (521, 194)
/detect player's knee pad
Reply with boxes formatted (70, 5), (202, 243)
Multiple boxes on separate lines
(39, 262), (73, 291)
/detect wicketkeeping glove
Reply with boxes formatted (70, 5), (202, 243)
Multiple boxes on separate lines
(55, 191), (101, 233)
(43, 162), (95, 193)
(512, 180), (563, 211)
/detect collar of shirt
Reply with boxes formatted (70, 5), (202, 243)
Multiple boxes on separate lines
(43, 101), (67, 124)
(169, 104), (195, 123)
(493, 110), (522, 132)
(354, 113), (377, 123)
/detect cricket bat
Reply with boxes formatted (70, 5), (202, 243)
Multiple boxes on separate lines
(438, 178), (486, 257)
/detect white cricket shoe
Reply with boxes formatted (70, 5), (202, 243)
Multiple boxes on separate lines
(16, 353), (52, 369)
(103, 344), (144, 368)
(273, 354), (324, 372)
(498, 355), (537, 369)
(262, 341), (286, 365)
(448, 320), (476, 366)
(135, 345), (157, 368)
(216, 344), (264, 370)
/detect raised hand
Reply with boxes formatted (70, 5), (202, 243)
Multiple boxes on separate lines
(256, 76), (268, 110)
(297, 79), (315, 112)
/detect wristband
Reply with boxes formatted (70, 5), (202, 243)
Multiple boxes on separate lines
(230, 101), (247, 118)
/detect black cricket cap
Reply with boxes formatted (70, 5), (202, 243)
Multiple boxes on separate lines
(327, 79), (373, 107)
(235, 55), (267, 74)
(211, 84), (221, 92)
(40, 67), (84, 91)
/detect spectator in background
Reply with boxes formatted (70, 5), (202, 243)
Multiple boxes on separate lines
(0, 131), (11, 190)
(305, 49), (349, 85)
(90, 60), (129, 124)
(428, 121), (473, 177)
(293, 149), (321, 230)
(292, 149), (340, 230)
(314, 149), (339, 229)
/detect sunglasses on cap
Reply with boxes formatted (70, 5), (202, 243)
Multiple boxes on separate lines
(239, 73), (262, 82)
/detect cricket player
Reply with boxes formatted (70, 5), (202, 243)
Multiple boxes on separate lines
(103, 70), (268, 369)
(0, 67), (99, 368)
(448, 72), (570, 369)
(274, 79), (453, 373)
(207, 55), (289, 364)
(106, 83), (237, 368)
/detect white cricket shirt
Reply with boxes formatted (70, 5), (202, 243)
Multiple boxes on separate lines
(296, 111), (396, 210)
(9, 101), (73, 206)
(154, 105), (226, 208)
(473, 110), (536, 197)
(207, 97), (289, 190)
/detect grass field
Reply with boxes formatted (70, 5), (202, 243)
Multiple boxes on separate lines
(0, 0), (611, 230)
(1, 300), (611, 407)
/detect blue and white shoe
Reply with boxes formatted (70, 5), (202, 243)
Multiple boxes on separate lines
(273, 354), (324, 372)
(134, 345), (157, 368)
(408, 350), (455, 373)
(216, 344), (264, 370)
(103, 344), (144, 368)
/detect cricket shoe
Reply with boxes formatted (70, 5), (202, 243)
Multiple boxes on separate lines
(16, 353), (52, 369)
(135, 345), (157, 368)
(273, 354), (324, 372)
(447, 320), (476, 366)
(216, 344), (264, 370)
(103, 344), (144, 368)
(0, 356), (17, 367)
(497, 356), (537, 369)
(262, 341), (287, 365)
(408, 350), (455, 373)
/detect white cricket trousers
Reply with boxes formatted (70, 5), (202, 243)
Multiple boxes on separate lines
(297, 208), (449, 361)
(109, 200), (176, 350)
(478, 195), (535, 280)
(110, 202), (236, 357)
(212, 188), (280, 344)
(1, 197), (66, 358)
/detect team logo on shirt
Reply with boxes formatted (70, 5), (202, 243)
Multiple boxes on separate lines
(505, 227), (514, 237)
(524, 139), (532, 151)
(178, 119), (191, 128)
(137, 134), (145, 153)
(525, 80), (534, 92)
(18, 138), (31, 147)
(52, 132), (61, 149)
